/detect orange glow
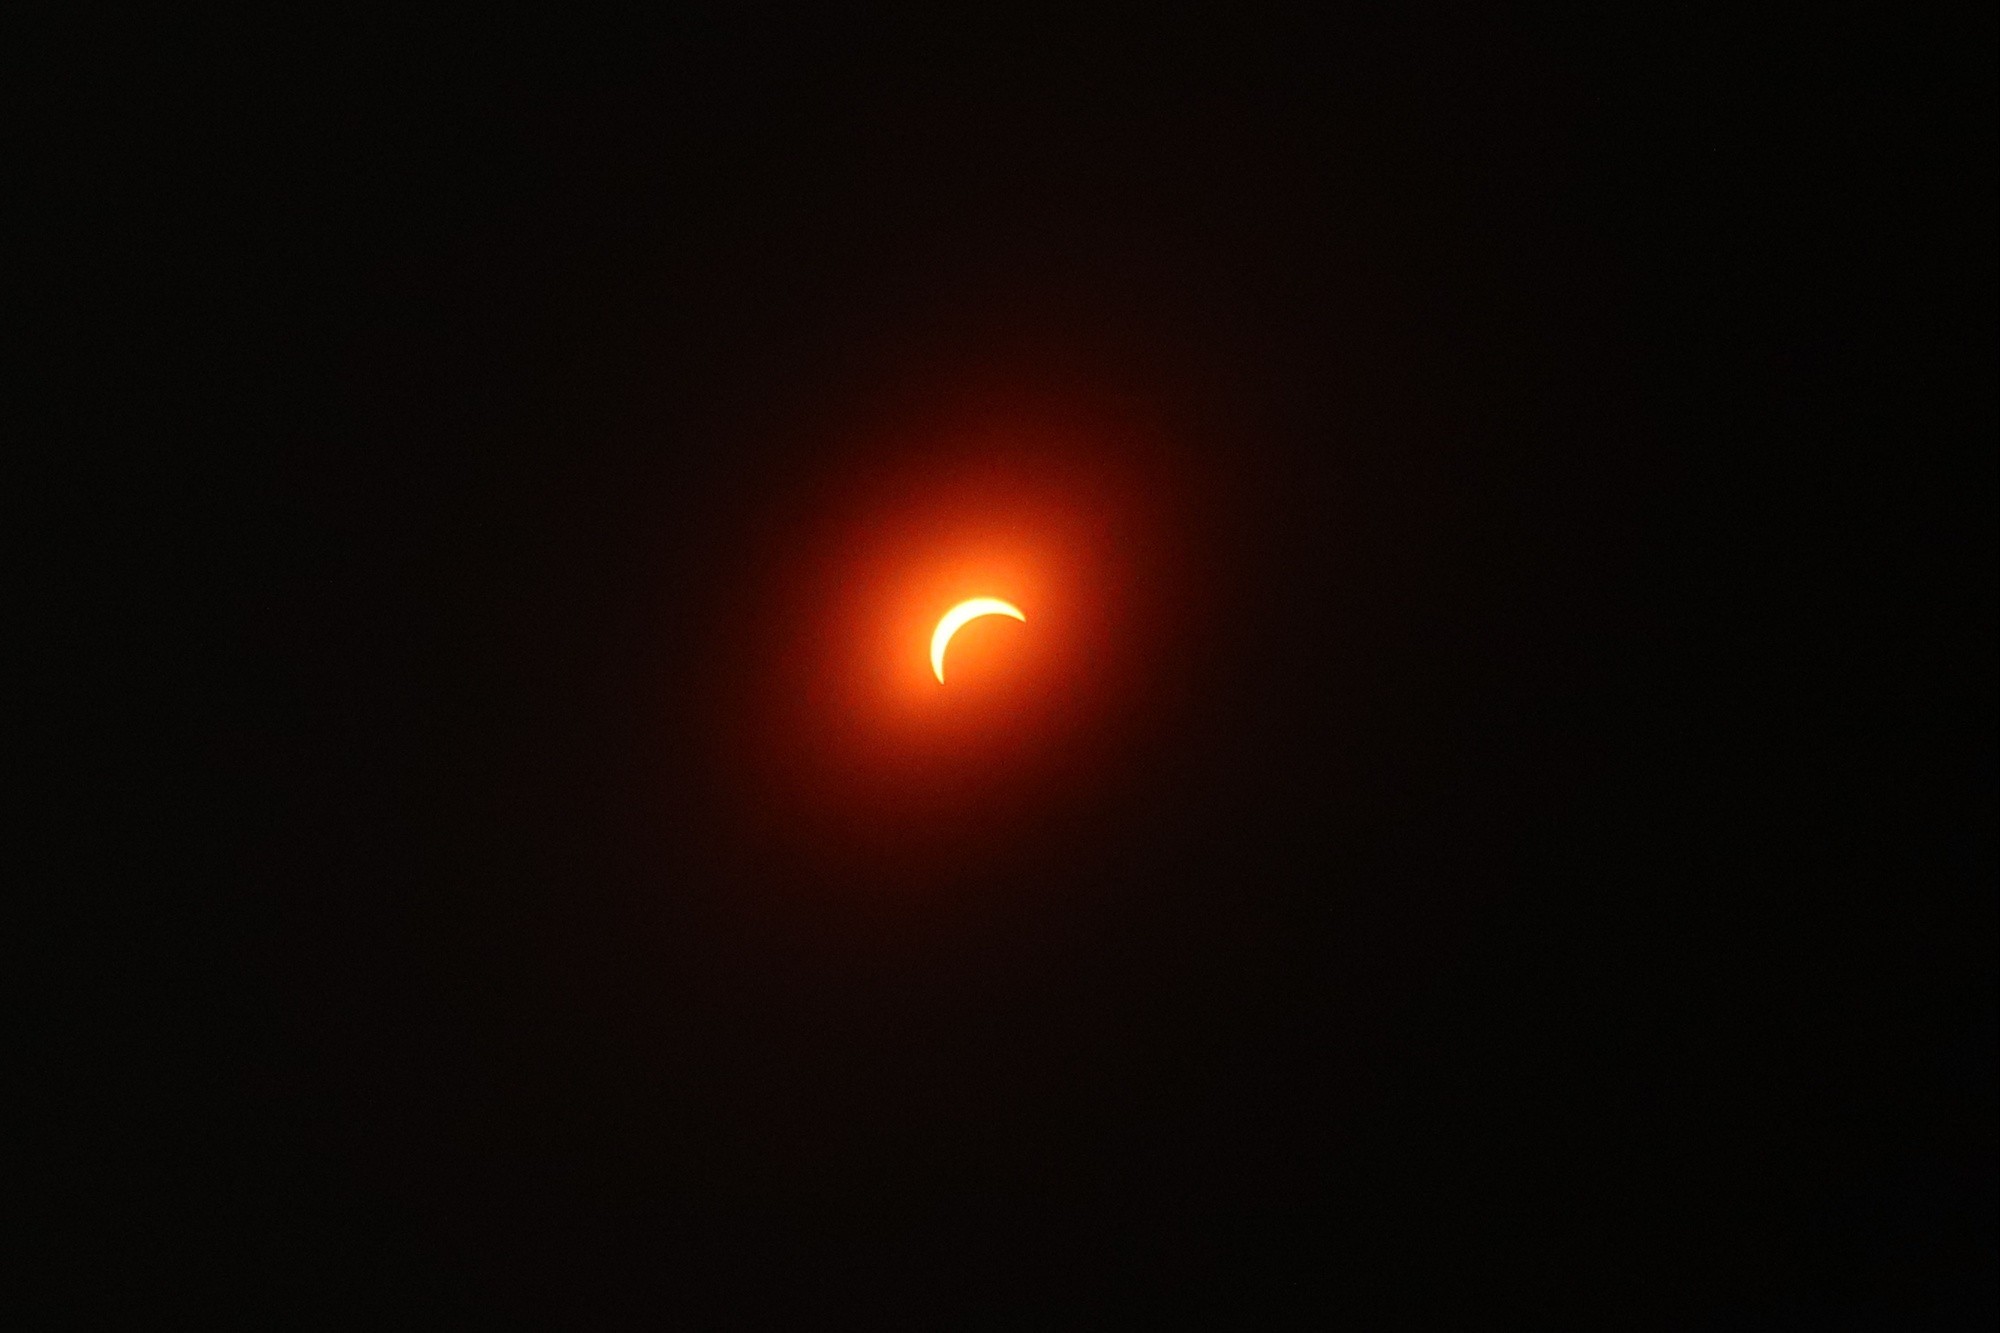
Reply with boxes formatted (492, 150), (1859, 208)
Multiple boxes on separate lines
(930, 597), (1025, 683)
(688, 379), (1222, 893)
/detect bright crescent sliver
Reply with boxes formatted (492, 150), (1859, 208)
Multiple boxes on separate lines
(931, 598), (1026, 683)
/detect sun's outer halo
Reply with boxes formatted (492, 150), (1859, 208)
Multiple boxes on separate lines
(930, 598), (1026, 684)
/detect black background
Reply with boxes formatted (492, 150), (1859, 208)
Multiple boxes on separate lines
(52, 5), (1995, 1324)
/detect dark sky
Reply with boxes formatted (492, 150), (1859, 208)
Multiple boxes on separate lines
(58, 7), (1994, 1324)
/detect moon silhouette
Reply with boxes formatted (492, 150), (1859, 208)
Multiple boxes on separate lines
(931, 598), (1026, 683)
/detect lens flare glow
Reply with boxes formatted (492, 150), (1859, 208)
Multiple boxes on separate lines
(930, 597), (1026, 683)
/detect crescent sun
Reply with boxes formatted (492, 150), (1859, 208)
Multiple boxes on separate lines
(931, 598), (1026, 683)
